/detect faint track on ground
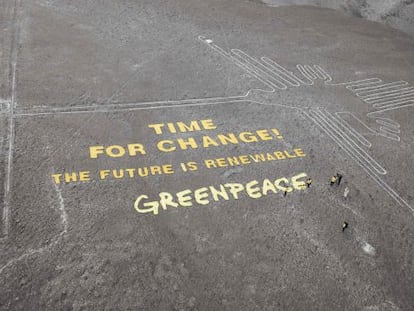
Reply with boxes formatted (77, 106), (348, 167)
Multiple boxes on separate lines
(0, 182), (68, 275)
(1, 0), (21, 239)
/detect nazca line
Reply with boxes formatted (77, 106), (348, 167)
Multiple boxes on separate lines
(199, 36), (412, 143)
(1, 0), (21, 238)
(1, 36), (413, 239)
(198, 36), (332, 93)
(0, 36), (333, 117)
(196, 37), (412, 213)
(304, 108), (412, 213)
(327, 78), (414, 141)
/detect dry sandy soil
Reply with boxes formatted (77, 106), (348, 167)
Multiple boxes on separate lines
(262, 0), (414, 37)
(0, 0), (413, 310)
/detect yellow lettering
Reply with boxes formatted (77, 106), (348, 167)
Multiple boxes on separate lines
(227, 157), (240, 166)
(217, 133), (238, 145)
(239, 155), (250, 165)
(201, 119), (216, 130)
(274, 177), (293, 192)
(262, 179), (277, 195)
(177, 138), (198, 150)
(51, 174), (62, 184)
(194, 187), (209, 205)
(204, 159), (216, 168)
(150, 166), (162, 175)
(294, 148), (306, 157)
(157, 140), (176, 152)
(137, 167), (149, 177)
(176, 189), (193, 207)
(225, 183), (244, 199)
(284, 150), (297, 159)
(256, 129), (273, 140)
(167, 123), (177, 133)
(89, 145), (104, 159)
(210, 185), (229, 201)
(79, 171), (90, 182)
(216, 158), (228, 168)
(177, 121), (201, 132)
(291, 172), (308, 190)
(163, 164), (174, 174)
(274, 151), (286, 160)
(246, 180), (262, 199)
(239, 132), (258, 143)
(106, 145), (125, 158)
(187, 162), (198, 171)
(148, 123), (165, 135)
(126, 168), (135, 178)
(112, 169), (124, 179)
(99, 170), (110, 180)
(159, 192), (178, 210)
(272, 128), (283, 139)
(127, 143), (146, 156)
(134, 195), (159, 215)
(64, 172), (77, 183)
(250, 154), (265, 162)
(202, 136), (220, 148)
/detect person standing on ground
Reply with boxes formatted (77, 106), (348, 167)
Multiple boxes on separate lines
(337, 173), (343, 185)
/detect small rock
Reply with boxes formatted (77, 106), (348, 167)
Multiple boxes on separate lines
(222, 167), (243, 178)
(188, 296), (196, 307)
(344, 187), (350, 198)
(19, 278), (27, 287)
(362, 242), (376, 256)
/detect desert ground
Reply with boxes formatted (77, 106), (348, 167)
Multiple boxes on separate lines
(0, 0), (413, 310)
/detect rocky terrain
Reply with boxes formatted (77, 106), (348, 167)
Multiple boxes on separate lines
(262, 0), (414, 37)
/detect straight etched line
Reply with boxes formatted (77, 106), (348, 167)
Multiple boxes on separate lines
(304, 110), (412, 213)
(310, 109), (386, 175)
(2, 0), (21, 237)
(2, 66), (16, 237)
(15, 99), (249, 117)
(334, 112), (372, 148)
(14, 95), (247, 115)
